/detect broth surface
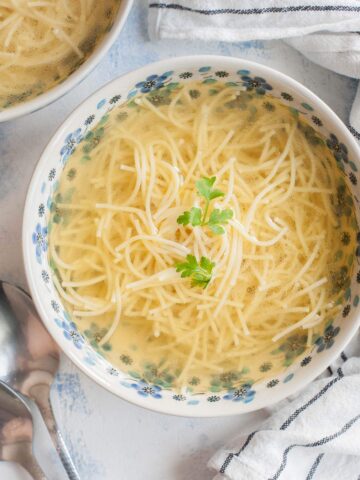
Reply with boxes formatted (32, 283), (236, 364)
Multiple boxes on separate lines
(0, 0), (121, 109)
(49, 82), (357, 390)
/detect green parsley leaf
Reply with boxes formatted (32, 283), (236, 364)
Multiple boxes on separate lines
(196, 176), (225, 202)
(199, 256), (214, 272)
(175, 254), (215, 289)
(177, 207), (202, 226)
(207, 208), (234, 235)
(209, 189), (226, 201)
(177, 176), (232, 235)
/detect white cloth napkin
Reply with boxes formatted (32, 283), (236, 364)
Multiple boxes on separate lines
(208, 335), (360, 480)
(148, 2), (360, 478)
(148, 0), (360, 136)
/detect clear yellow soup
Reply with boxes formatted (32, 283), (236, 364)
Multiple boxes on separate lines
(49, 82), (357, 391)
(0, 0), (121, 110)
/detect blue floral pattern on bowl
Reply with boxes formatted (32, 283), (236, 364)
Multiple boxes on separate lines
(32, 223), (48, 264)
(327, 133), (349, 164)
(240, 75), (273, 95)
(223, 384), (256, 404)
(128, 71), (174, 99)
(121, 380), (162, 399)
(315, 324), (341, 353)
(135, 72), (173, 93)
(24, 60), (360, 414)
(60, 128), (83, 163)
(54, 317), (84, 350)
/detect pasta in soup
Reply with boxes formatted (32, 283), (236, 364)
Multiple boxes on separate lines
(0, 0), (120, 109)
(48, 82), (357, 390)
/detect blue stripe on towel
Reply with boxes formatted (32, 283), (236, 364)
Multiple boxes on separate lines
(219, 432), (257, 473)
(270, 414), (360, 479)
(340, 351), (348, 362)
(305, 454), (324, 480)
(149, 3), (360, 15)
(220, 368), (344, 474)
(280, 368), (344, 430)
(347, 124), (360, 140)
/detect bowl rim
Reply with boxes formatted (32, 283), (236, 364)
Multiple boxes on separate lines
(23, 55), (360, 417)
(0, 0), (134, 123)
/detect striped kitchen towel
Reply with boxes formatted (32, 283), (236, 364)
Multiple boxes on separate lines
(208, 333), (360, 479)
(148, 0), (360, 139)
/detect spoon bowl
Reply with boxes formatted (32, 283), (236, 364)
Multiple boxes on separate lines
(0, 381), (45, 479)
(0, 282), (59, 388)
(0, 281), (79, 479)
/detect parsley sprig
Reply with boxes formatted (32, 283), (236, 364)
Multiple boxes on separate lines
(175, 177), (233, 288)
(177, 176), (233, 235)
(175, 254), (214, 289)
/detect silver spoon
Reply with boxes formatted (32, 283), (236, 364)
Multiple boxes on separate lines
(0, 281), (80, 480)
(0, 381), (45, 479)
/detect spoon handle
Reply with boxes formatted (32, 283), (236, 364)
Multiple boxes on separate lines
(30, 385), (80, 480)
(40, 398), (80, 480)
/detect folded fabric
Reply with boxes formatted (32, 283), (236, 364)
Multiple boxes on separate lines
(148, 2), (360, 478)
(208, 334), (360, 479)
(148, 0), (360, 135)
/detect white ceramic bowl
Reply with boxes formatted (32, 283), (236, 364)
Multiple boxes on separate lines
(23, 56), (360, 416)
(0, 0), (133, 123)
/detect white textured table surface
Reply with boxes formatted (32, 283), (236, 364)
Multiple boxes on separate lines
(0, 2), (357, 479)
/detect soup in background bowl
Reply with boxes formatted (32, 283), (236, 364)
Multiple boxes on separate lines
(23, 56), (360, 416)
(0, 0), (133, 122)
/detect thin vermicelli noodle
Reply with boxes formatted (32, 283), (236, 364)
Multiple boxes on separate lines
(0, 0), (120, 109)
(49, 82), (357, 389)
